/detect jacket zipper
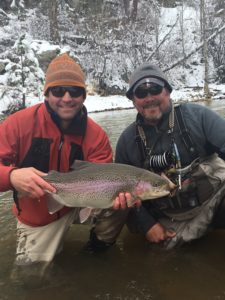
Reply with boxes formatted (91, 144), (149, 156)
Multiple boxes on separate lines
(57, 134), (64, 171)
(56, 134), (64, 219)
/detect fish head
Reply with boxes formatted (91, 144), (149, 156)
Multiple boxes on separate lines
(134, 180), (170, 201)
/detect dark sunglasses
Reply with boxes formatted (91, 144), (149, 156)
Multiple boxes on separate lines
(134, 83), (163, 99)
(48, 86), (84, 98)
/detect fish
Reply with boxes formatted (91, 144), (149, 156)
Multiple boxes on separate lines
(44, 160), (171, 220)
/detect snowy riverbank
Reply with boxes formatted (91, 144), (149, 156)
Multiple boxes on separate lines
(1, 84), (225, 115)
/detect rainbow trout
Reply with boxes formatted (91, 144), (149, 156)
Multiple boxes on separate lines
(45, 160), (170, 215)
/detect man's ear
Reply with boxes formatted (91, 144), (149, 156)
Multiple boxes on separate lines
(82, 95), (86, 103)
(164, 88), (171, 96)
(44, 89), (49, 100)
(132, 99), (138, 109)
(45, 91), (50, 101)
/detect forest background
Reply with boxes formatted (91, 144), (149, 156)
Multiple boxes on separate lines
(0, 0), (225, 114)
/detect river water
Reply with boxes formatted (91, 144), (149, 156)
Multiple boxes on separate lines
(1, 100), (225, 300)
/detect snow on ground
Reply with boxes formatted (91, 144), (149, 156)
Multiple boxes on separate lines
(1, 84), (225, 115)
(84, 85), (225, 113)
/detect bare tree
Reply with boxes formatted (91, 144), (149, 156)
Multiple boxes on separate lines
(16, 34), (26, 108)
(164, 24), (225, 72)
(200, 0), (211, 100)
(208, 0), (225, 83)
(121, 0), (139, 20)
(179, 0), (186, 63)
(48, 0), (60, 43)
(131, 0), (138, 21)
(123, 0), (130, 18)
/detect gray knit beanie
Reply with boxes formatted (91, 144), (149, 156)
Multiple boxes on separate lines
(126, 63), (172, 100)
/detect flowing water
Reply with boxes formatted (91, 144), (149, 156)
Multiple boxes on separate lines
(1, 100), (225, 300)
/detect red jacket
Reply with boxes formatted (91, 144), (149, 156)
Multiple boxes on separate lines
(0, 103), (113, 226)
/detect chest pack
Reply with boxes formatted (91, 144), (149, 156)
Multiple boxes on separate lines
(136, 105), (198, 170)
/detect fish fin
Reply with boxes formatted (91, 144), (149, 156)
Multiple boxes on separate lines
(70, 160), (95, 171)
(46, 193), (64, 214)
(79, 207), (93, 223)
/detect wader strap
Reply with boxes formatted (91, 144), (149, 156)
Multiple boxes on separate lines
(135, 106), (174, 169)
(135, 125), (148, 167)
(137, 125), (147, 148)
(175, 105), (198, 159)
(13, 189), (21, 215)
(136, 125), (166, 169)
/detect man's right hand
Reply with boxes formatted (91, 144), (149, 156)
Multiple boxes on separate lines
(10, 167), (56, 198)
(113, 192), (142, 210)
(145, 223), (176, 243)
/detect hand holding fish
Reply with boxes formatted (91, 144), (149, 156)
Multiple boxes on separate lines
(10, 167), (56, 198)
(113, 192), (142, 210)
(145, 223), (176, 243)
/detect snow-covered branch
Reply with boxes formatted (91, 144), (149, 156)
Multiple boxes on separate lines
(164, 24), (225, 72)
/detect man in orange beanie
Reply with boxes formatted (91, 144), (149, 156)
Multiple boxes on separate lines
(0, 53), (129, 266)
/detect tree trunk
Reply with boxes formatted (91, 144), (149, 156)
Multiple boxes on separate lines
(48, 0), (60, 43)
(123, 0), (130, 18)
(131, 0), (138, 21)
(201, 0), (211, 100)
(153, 3), (160, 61)
(180, 0), (186, 64)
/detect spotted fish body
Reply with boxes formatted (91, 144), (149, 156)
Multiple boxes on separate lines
(45, 160), (170, 211)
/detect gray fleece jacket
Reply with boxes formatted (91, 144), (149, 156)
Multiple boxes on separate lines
(115, 102), (225, 233)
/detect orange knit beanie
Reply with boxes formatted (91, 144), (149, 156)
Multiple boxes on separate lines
(44, 53), (86, 94)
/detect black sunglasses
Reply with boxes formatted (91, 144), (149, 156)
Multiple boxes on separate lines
(48, 86), (84, 98)
(134, 83), (163, 99)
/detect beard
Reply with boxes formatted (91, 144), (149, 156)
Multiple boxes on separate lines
(144, 111), (163, 124)
(142, 99), (172, 125)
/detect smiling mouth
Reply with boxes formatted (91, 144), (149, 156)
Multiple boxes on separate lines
(59, 104), (76, 109)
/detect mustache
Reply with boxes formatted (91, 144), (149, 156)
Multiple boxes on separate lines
(143, 99), (161, 108)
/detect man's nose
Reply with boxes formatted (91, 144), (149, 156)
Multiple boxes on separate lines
(143, 93), (154, 101)
(62, 91), (72, 101)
